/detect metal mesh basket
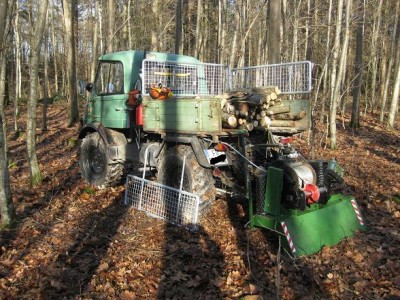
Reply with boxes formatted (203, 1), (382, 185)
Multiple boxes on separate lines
(231, 61), (312, 94)
(142, 59), (228, 97)
(124, 175), (200, 230)
(254, 168), (268, 214)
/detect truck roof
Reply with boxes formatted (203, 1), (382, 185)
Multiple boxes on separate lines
(99, 50), (201, 64)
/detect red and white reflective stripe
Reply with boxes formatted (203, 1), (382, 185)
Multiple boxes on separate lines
(351, 199), (365, 226)
(281, 222), (296, 254)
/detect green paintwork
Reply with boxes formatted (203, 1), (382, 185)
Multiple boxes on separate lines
(250, 193), (367, 257)
(85, 50), (204, 129)
(143, 98), (222, 134)
(250, 171), (367, 257)
(264, 167), (283, 215)
(281, 195), (367, 256)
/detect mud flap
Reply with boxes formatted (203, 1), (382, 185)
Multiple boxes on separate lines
(279, 195), (367, 257)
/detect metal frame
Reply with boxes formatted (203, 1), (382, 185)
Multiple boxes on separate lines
(124, 148), (200, 230)
(142, 59), (228, 97)
(230, 61), (313, 94)
(142, 59), (312, 97)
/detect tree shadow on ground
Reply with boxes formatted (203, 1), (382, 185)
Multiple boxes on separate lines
(0, 161), (81, 266)
(157, 222), (225, 299)
(39, 190), (128, 298)
(226, 195), (329, 298)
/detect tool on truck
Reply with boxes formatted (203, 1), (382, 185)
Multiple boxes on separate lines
(79, 50), (366, 257)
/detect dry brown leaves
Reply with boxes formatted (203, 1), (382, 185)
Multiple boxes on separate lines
(0, 104), (399, 299)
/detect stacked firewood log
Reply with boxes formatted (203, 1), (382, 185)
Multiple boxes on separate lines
(220, 86), (306, 131)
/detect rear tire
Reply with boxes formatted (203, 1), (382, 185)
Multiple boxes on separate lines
(157, 145), (216, 204)
(79, 132), (123, 188)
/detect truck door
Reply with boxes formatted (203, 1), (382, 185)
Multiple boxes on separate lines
(91, 60), (128, 128)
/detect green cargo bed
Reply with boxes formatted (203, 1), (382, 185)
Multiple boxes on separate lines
(143, 97), (222, 134)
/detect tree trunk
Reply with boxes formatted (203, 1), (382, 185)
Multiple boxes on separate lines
(107, 0), (114, 53)
(0, 0), (15, 227)
(151, 0), (159, 50)
(175, 0), (182, 55)
(228, 2), (240, 68)
(350, 0), (365, 129)
(369, 1), (383, 112)
(50, 1), (59, 94)
(91, 0), (99, 83)
(195, 0), (203, 58)
(306, 0), (315, 61)
(321, 0), (333, 123)
(387, 21), (400, 128)
(42, 27), (49, 131)
(13, 0), (21, 133)
(27, 0), (48, 187)
(62, 0), (79, 126)
(380, 2), (399, 123)
(336, 0), (351, 115)
(0, 110), (14, 228)
(267, 0), (281, 63)
(329, 0), (344, 149)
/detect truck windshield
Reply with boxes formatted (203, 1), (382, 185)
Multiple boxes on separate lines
(95, 61), (124, 95)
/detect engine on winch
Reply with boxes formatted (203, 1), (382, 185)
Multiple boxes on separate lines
(256, 136), (344, 211)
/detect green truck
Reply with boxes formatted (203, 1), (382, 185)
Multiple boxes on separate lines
(79, 50), (366, 256)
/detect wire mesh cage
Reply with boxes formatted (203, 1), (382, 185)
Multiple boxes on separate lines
(231, 61), (312, 94)
(142, 59), (228, 97)
(254, 168), (268, 214)
(124, 175), (200, 230)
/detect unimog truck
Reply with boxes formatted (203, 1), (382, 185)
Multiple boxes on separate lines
(79, 50), (366, 256)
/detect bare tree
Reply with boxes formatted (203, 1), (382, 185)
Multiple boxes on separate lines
(369, 0), (383, 112)
(175, 0), (182, 55)
(62, 0), (79, 126)
(380, 2), (399, 123)
(268, 0), (281, 63)
(13, 0), (21, 133)
(351, 0), (365, 129)
(0, 0), (15, 227)
(106, 0), (114, 53)
(42, 25), (49, 131)
(27, 0), (48, 187)
(387, 21), (400, 128)
(329, 0), (344, 149)
(90, 0), (99, 83)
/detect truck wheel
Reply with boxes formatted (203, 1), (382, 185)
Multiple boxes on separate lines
(157, 145), (216, 204)
(79, 132), (123, 188)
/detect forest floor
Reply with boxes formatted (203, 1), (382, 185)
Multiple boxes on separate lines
(0, 102), (399, 299)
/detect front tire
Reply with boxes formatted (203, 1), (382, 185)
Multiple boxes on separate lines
(157, 145), (216, 204)
(79, 132), (123, 188)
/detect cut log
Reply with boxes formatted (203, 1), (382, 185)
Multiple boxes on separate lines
(252, 86), (280, 95)
(222, 102), (236, 114)
(238, 118), (246, 125)
(259, 116), (271, 127)
(266, 105), (291, 116)
(239, 123), (254, 132)
(274, 110), (307, 121)
(270, 92), (278, 100)
(222, 113), (238, 128)
(262, 103), (270, 110)
(269, 120), (296, 127)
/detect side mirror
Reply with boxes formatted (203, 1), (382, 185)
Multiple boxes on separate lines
(86, 83), (93, 93)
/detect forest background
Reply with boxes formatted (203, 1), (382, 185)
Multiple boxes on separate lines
(0, 0), (399, 298)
